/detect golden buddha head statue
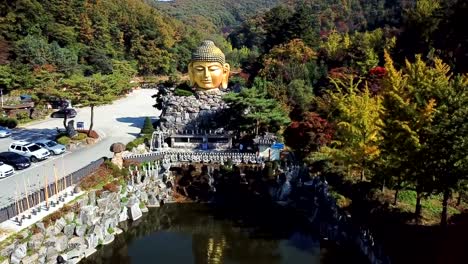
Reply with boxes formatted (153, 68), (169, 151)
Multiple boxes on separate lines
(188, 40), (230, 90)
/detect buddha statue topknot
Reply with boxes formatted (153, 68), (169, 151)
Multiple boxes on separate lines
(189, 40), (230, 91)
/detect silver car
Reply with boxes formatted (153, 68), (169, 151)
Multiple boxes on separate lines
(0, 126), (11, 138)
(35, 139), (66, 155)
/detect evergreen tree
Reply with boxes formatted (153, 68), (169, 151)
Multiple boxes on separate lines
(141, 117), (155, 135)
(223, 85), (290, 135)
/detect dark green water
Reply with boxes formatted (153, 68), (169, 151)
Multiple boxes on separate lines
(82, 203), (366, 264)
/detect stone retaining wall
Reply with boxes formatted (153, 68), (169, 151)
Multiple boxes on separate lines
(0, 163), (173, 264)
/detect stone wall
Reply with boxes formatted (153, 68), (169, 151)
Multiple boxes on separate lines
(0, 164), (173, 264)
(159, 89), (229, 132)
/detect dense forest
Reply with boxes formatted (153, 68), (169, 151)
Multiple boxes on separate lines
(223, 0), (468, 226)
(149, 0), (282, 33)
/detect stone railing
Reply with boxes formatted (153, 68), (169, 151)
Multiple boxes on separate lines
(123, 150), (261, 164)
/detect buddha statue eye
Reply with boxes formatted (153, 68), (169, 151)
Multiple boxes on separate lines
(209, 66), (220, 71)
(195, 67), (205, 72)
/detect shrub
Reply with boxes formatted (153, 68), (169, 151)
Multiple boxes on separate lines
(57, 136), (71, 145)
(174, 88), (193, 97)
(73, 133), (87, 140)
(140, 117), (154, 135)
(103, 182), (119, 193)
(0, 117), (18, 128)
(125, 141), (136, 151)
(15, 111), (30, 121)
(104, 160), (125, 178)
(75, 129), (99, 138)
(126, 136), (149, 151)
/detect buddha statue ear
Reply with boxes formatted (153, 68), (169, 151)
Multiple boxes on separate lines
(221, 63), (230, 89)
(188, 62), (195, 87)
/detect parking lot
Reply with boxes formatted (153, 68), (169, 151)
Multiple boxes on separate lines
(0, 88), (160, 206)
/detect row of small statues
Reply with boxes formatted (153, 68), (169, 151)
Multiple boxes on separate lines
(157, 151), (258, 164)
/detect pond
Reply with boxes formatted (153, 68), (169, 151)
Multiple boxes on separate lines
(82, 202), (366, 264)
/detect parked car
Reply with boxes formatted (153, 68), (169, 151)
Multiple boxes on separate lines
(49, 99), (71, 109)
(8, 141), (51, 162)
(35, 139), (65, 155)
(51, 108), (77, 118)
(0, 126), (11, 138)
(0, 162), (14, 179)
(0, 152), (31, 170)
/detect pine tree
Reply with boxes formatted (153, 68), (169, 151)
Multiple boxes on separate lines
(141, 117), (155, 135)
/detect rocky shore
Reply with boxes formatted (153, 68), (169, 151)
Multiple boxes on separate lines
(0, 164), (173, 264)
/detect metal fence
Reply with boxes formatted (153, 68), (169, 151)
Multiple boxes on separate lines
(0, 158), (104, 223)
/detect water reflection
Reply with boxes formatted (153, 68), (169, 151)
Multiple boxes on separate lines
(82, 203), (322, 264)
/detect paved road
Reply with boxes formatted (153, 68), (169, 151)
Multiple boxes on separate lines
(0, 89), (160, 207)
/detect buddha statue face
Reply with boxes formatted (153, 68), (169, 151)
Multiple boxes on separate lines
(189, 40), (230, 90)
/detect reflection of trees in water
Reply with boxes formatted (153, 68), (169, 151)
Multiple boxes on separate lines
(82, 203), (317, 264)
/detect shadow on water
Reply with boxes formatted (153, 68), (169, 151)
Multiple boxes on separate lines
(82, 202), (366, 264)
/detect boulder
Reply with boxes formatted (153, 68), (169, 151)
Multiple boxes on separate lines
(96, 198), (109, 209)
(64, 212), (75, 223)
(119, 207), (128, 222)
(37, 246), (47, 264)
(55, 235), (69, 252)
(79, 206), (98, 226)
(68, 237), (85, 250)
(1, 242), (17, 257)
(54, 217), (67, 234)
(88, 191), (96, 206)
(35, 222), (46, 233)
(102, 234), (115, 245)
(66, 248), (85, 263)
(85, 234), (98, 250)
(75, 224), (87, 237)
(128, 203), (142, 221)
(28, 233), (44, 250)
(10, 243), (27, 264)
(44, 237), (56, 248)
(92, 225), (104, 245)
(45, 226), (55, 238)
(139, 192), (148, 203)
(147, 194), (160, 207)
(20, 253), (38, 264)
(45, 247), (58, 264)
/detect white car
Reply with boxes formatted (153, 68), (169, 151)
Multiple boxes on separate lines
(0, 162), (14, 178)
(9, 140), (51, 162)
(0, 126), (11, 138)
(35, 140), (66, 155)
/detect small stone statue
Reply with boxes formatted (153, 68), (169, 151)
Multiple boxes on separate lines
(66, 120), (78, 138)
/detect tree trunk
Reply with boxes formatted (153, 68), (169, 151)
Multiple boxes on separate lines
(393, 177), (401, 205)
(393, 188), (399, 205)
(441, 188), (450, 227)
(255, 119), (259, 135)
(88, 105), (94, 137)
(381, 179), (385, 193)
(457, 193), (462, 206)
(415, 190), (422, 223)
(360, 169), (365, 182)
(63, 114), (68, 131)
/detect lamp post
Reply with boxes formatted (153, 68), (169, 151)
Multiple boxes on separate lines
(0, 88), (3, 108)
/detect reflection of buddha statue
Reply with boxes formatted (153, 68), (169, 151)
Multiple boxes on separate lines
(189, 40), (230, 90)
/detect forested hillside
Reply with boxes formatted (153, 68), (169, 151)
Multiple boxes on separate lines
(223, 0), (468, 228)
(0, 0), (204, 95)
(149, 0), (282, 33)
